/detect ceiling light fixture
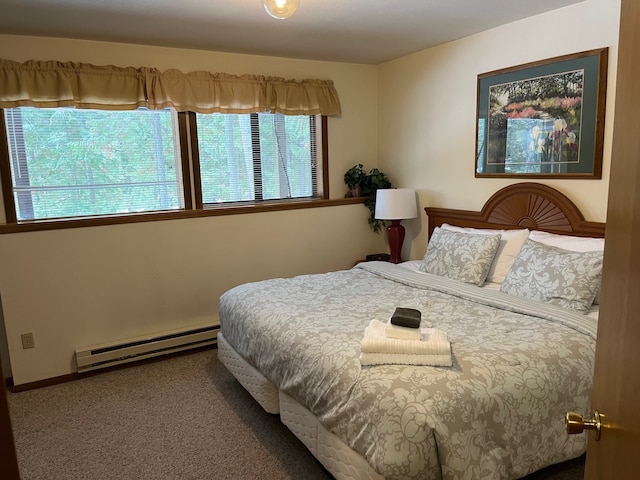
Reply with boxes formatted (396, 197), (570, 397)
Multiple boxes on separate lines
(262, 0), (299, 20)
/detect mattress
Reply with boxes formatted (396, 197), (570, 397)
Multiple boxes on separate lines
(218, 261), (596, 479)
(218, 333), (383, 479)
(217, 332), (280, 413)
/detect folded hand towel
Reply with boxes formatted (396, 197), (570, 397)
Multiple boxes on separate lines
(360, 351), (453, 367)
(360, 319), (451, 356)
(385, 322), (422, 341)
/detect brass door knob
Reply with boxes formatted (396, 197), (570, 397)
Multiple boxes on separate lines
(565, 410), (603, 441)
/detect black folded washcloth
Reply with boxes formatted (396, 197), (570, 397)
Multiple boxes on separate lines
(390, 307), (422, 329)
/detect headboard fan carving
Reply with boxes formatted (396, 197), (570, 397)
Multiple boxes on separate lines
(424, 183), (605, 238)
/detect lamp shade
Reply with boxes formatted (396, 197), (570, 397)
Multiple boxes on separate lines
(374, 188), (418, 220)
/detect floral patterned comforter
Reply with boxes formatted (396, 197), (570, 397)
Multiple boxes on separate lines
(219, 262), (595, 480)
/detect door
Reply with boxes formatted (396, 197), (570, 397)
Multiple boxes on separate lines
(0, 354), (20, 479)
(583, 0), (640, 477)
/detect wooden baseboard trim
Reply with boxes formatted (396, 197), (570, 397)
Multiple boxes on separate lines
(12, 373), (78, 392)
(10, 345), (216, 392)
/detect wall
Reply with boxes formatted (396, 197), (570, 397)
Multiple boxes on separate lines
(378, 0), (621, 261)
(0, 36), (385, 384)
(0, 0), (622, 385)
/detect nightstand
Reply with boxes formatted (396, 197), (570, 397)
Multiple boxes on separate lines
(354, 253), (391, 267)
(365, 253), (391, 262)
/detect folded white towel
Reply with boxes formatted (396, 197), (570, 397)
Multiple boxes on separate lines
(385, 321), (422, 341)
(360, 351), (453, 367)
(360, 319), (451, 356)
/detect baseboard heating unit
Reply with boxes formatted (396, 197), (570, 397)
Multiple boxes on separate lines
(75, 322), (219, 373)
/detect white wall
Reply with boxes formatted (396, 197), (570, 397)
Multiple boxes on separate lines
(378, 0), (621, 261)
(0, 36), (385, 384)
(0, 0), (623, 384)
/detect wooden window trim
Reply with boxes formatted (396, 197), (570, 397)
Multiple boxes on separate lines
(0, 110), (17, 223)
(177, 112), (194, 210)
(0, 197), (365, 234)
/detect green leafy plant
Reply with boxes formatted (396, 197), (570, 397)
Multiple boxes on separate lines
(344, 164), (392, 233)
(344, 163), (367, 197)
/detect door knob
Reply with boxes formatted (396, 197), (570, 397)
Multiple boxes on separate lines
(565, 410), (603, 441)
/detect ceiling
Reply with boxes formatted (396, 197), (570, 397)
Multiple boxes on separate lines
(0, 0), (585, 65)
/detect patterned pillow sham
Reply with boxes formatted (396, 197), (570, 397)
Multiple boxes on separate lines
(529, 230), (605, 305)
(500, 238), (603, 313)
(419, 227), (501, 286)
(441, 223), (530, 284)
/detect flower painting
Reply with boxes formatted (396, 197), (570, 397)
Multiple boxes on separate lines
(475, 49), (607, 179)
(489, 71), (583, 170)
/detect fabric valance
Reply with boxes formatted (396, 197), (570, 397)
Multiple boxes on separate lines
(0, 59), (341, 116)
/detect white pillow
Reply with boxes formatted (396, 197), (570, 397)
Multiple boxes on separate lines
(528, 230), (604, 252)
(529, 230), (605, 304)
(441, 224), (530, 284)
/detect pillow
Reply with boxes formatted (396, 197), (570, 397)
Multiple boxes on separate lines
(441, 223), (530, 284)
(419, 227), (501, 286)
(529, 230), (605, 304)
(528, 230), (604, 252)
(500, 238), (603, 313)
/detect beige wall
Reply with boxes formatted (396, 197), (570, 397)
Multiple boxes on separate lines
(0, 36), (384, 384)
(0, 0), (623, 384)
(378, 0), (621, 261)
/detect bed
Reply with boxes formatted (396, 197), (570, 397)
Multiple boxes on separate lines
(217, 182), (605, 480)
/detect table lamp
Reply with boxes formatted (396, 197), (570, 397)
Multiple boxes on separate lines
(374, 188), (418, 263)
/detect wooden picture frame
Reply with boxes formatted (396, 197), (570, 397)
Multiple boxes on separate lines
(475, 48), (608, 179)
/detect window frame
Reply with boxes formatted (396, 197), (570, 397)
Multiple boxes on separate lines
(187, 112), (326, 210)
(0, 110), (346, 234)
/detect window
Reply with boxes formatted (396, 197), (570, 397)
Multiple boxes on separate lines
(194, 112), (321, 206)
(1, 107), (326, 224)
(3, 107), (183, 221)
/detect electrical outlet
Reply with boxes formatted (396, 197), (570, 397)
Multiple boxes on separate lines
(21, 333), (35, 349)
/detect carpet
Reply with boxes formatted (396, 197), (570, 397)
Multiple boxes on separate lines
(6, 348), (585, 479)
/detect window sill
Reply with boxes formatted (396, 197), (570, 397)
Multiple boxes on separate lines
(0, 197), (366, 234)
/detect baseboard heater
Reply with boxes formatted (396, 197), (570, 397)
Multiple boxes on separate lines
(75, 322), (219, 373)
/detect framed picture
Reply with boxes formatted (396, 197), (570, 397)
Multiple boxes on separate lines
(475, 48), (608, 179)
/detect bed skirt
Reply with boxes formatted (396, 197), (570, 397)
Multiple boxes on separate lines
(217, 333), (384, 480)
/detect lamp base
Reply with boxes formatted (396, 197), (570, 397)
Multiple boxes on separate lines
(386, 220), (406, 264)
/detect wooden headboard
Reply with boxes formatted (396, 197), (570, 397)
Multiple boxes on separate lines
(424, 182), (605, 238)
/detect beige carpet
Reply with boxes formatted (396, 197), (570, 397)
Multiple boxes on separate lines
(6, 348), (585, 479)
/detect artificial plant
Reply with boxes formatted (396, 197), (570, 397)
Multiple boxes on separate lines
(344, 164), (392, 233)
